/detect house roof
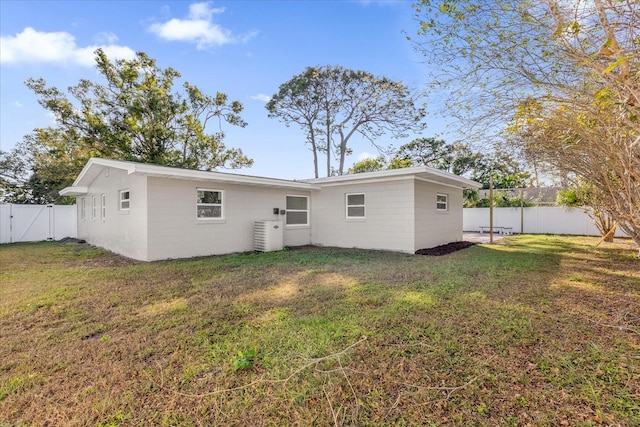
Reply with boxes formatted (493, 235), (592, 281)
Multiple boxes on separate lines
(306, 166), (481, 190)
(59, 158), (481, 196)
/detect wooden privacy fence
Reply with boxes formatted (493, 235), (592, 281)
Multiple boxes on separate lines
(463, 207), (628, 238)
(0, 204), (77, 244)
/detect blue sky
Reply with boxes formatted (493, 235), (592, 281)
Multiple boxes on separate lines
(0, 0), (443, 179)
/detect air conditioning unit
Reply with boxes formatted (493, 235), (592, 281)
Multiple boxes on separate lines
(254, 220), (284, 252)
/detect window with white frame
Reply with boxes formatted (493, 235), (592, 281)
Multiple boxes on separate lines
(101, 194), (106, 220)
(91, 196), (97, 220)
(80, 198), (86, 220)
(436, 193), (448, 211)
(286, 195), (308, 225)
(346, 193), (365, 218)
(197, 189), (223, 219)
(119, 190), (130, 211)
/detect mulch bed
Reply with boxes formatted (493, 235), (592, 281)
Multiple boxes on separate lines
(415, 241), (476, 256)
(58, 237), (86, 244)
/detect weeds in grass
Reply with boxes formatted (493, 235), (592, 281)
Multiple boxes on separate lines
(233, 348), (257, 371)
(0, 237), (639, 425)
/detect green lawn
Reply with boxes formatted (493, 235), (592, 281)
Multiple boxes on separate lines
(1, 236), (639, 426)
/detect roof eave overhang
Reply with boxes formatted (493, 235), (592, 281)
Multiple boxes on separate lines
(69, 158), (319, 191)
(59, 186), (88, 196)
(306, 166), (481, 190)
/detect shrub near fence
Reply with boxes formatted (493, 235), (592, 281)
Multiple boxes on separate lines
(463, 206), (629, 237)
(0, 204), (77, 244)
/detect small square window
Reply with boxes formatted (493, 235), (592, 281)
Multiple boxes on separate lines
(119, 190), (130, 211)
(436, 193), (448, 211)
(197, 189), (223, 219)
(346, 193), (365, 218)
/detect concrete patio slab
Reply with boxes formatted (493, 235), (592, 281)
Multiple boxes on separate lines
(463, 232), (506, 243)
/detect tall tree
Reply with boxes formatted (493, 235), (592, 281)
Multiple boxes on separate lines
(267, 65), (426, 177)
(2, 49), (252, 203)
(411, 0), (640, 252)
(393, 137), (482, 176)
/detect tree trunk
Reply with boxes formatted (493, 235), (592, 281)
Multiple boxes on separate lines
(325, 112), (331, 177)
(617, 222), (640, 258)
(312, 142), (319, 179)
(589, 210), (616, 243)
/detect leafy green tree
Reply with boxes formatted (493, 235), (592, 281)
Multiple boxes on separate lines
(0, 149), (31, 203)
(27, 49), (251, 170)
(392, 137), (482, 176)
(347, 156), (387, 174)
(557, 184), (616, 241)
(469, 153), (531, 190)
(392, 137), (453, 170)
(267, 65), (425, 177)
(1, 49), (252, 203)
(470, 191), (534, 208)
(390, 136), (529, 189)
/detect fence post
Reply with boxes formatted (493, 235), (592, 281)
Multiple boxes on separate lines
(10, 204), (14, 243)
(48, 204), (54, 241)
(520, 190), (524, 234)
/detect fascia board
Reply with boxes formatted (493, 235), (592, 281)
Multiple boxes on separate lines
(414, 176), (478, 190)
(306, 166), (481, 190)
(130, 163), (318, 190)
(312, 175), (414, 188)
(70, 158), (317, 191)
(59, 186), (88, 196)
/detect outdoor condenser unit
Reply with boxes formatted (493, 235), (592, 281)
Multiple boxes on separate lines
(254, 220), (284, 252)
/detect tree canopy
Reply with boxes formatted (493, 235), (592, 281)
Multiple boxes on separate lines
(348, 137), (531, 208)
(0, 49), (252, 203)
(411, 0), (640, 252)
(392, 137), (530, 189)
(266, 65), (426, 177)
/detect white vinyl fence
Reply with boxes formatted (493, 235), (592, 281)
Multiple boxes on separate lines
(463, 207), (628, 237)
(0, 204), (77, 244)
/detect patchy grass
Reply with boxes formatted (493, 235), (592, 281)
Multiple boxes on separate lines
(0, 236), (639, 426)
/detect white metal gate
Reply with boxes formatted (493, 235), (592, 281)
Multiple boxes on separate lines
(0, 204), (77, 244)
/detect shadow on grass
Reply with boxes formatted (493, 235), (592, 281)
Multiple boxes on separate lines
(1, 237), (639, 426)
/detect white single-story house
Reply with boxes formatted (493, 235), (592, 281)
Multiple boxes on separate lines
(60, 158), (480, 261)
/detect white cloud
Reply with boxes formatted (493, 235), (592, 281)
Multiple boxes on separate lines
(148, 2), (256, 49)
(251, 93), (271, 103)
(0, 27), (135, 66)
(12, 101), (23, 108)
(94, 32), (119, 44)
(188, 2), (224, 20)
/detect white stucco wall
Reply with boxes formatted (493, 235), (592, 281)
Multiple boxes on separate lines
(145, 177), (312, 260)
(414, 179), (464, 251)
(310, 178), (416, 253)
(77, 167), (148, 260)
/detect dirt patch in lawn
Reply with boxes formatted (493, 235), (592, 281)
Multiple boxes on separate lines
(60, 243), (141, 268)
(415, 241), (476, 256)
(72, 253), (141, 267)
